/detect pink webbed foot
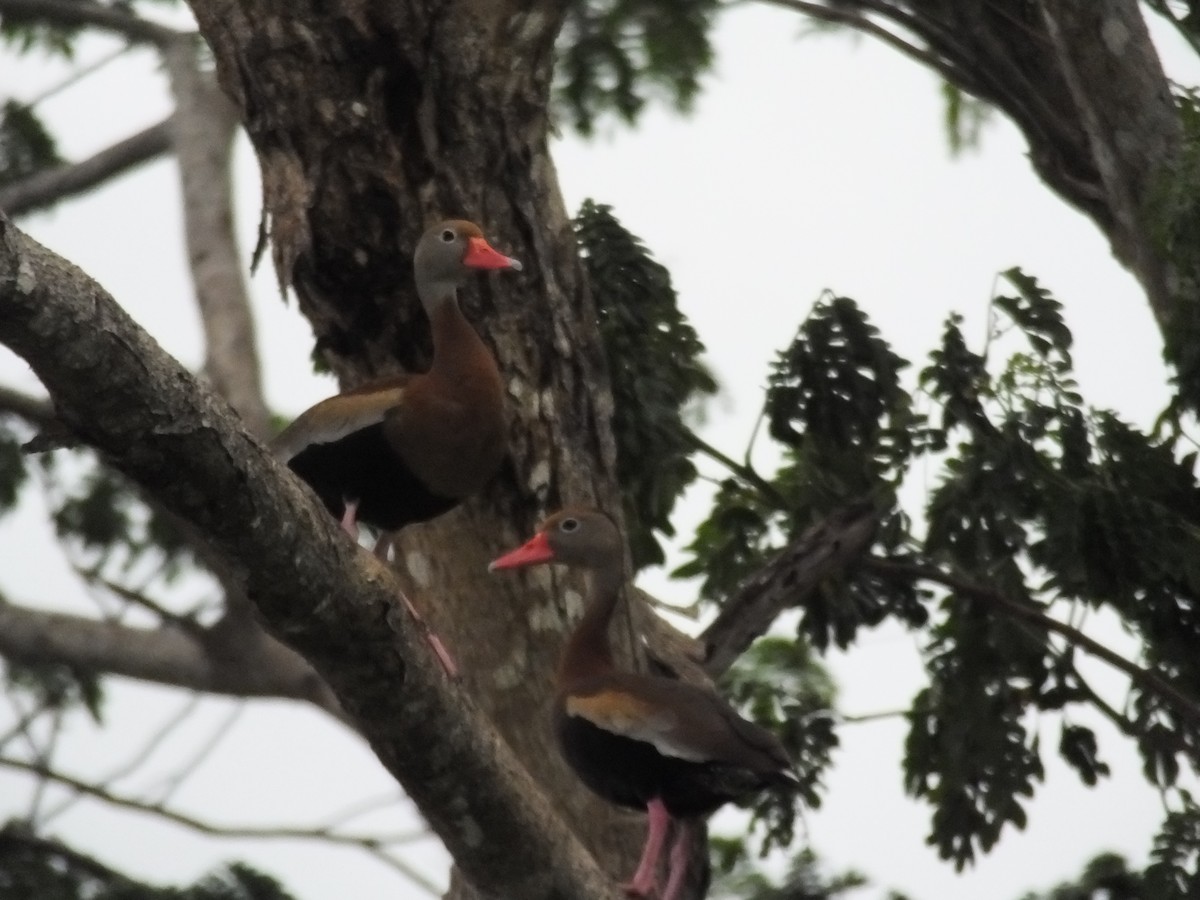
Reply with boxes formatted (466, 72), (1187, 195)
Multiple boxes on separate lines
(339, 499), (360, 541)
(660, 820), (693, 900)
(621, 797), (671, 897)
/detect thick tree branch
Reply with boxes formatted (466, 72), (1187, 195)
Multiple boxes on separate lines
(0, 216), (621, 899)
(0, 120), (173, 219)
(0, 599), (342, 712)
(700, 502), (880, 677)
(0, 0), (180, 45)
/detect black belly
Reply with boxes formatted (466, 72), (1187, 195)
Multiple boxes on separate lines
(287, 424), (458, 531)
(555, 708), (769, 819)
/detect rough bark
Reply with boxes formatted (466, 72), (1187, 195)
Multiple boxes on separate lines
(0, 600), (346, 718)
(0, 217), (623, 900)
(182, 0), (655, 893)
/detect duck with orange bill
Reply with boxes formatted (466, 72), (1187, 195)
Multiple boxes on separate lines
(490, 508), (798, 900)
(274, 219), (521, 675)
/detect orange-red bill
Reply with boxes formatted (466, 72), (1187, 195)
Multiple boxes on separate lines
(463, 236), (522, 271)
(489, 531), (554, 571)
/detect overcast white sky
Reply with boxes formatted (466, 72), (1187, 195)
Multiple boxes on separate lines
(1, 4), (1196, 899)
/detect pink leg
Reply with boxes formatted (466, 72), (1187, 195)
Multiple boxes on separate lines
(339, 499), (360, 541)
(623, 797), (670, 897)
(661, 820), (693, 900)
(397, 588), (459, 680)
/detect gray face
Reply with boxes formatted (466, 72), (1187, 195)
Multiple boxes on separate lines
(546, 510), (624, 567)
(413, 221), (474, 286)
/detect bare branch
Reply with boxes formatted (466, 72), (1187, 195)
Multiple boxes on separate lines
(0, 215), (622, 900)
(0, 756), (443, 896)
(0, 120), (173, 218)
(0, 385), (53, 428)
(0, 599), (340, 714)
(0, 0), (180, 46)
(700, 502), (880, 676)
(163, 38), (270, 440)
(864, 557), (1200, 729)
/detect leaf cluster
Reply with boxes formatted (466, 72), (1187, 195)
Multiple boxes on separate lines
(709, 844), (867, 900)
(680, 293), (930, 647)
(677, 268), (1200, 878)
(720, 637), (839, 850)
(0, 823), (295, 900)
(0, 102), (63, 188)
(556, 0), (719, 134)
(576, 199), (717, 570)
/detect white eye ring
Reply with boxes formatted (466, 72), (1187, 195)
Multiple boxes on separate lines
(440, 229), (456, 243)
(559, 517), (580, 533)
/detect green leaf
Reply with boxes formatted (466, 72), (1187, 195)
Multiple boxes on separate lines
(556, 0), (720, 134)
(0, 101), (64, 188)
(577, 199), (717, 570)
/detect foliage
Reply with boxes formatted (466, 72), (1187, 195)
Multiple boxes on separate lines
(678, 269), (1200, 878)
(0, 825), (296, 900)
(709, 844), (868, 900)
(679, 293), (930, 645)
(556, 0), (719, 134)
(0, 101), (62, 188)
(51, 463), (197, 584)
(3, 658), (104, 723)
(576, 199), (717, 569)
(720, 637), (838, 851)
(941, 82), (993, 155)
(1016, 851), (1144, 900)
(1148, 84), (1200, 415)
(0, 424), (29, 512)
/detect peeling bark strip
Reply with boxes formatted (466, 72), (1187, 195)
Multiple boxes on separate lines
(0, 217), (622, 899)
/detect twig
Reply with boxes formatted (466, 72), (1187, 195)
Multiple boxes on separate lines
(320, 791), (411, 829)
(0, 386), (54, 429)
(753, 0), (978, 91)
(42, 695), (205, 827)
(0, 755), (442, 895)
(23, 44), (134, 108)
(0, 119), (174, 217)
(685, 430), (789, 509)
(150, 701), (245, 805)
(26, 707), (65, 828)
(864, 557), (1200, 729)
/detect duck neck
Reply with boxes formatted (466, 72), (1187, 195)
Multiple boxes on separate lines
(424, 291), (491, 383)
(558, 556), (624, 688)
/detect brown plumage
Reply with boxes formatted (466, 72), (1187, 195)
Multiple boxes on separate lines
(274, 219), (521, 677)
(272, 219), (521, 536)
(489, 508), (797, 900)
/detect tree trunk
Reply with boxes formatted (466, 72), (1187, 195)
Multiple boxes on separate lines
(185, 0), (652, 892)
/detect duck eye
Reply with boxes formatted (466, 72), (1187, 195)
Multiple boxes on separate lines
(440, 229), (456, 243)
(559, 517), (580, 533)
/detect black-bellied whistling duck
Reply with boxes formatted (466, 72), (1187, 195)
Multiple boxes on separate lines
(273, 219), (521, 676)
(272, 219), (521, 538)
(489, 509), (797, 900)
